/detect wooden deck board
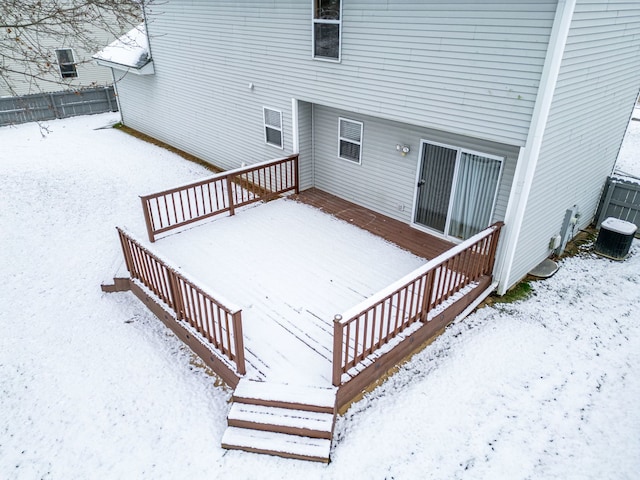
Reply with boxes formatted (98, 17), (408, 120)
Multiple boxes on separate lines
(145, 194), (457, 387)
(291, 188), (455, 259)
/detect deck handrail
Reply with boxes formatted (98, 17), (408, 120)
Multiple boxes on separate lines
(332, 222), (503, 386)
(117, 227), (246, 374)
(140, 154), (299, 242)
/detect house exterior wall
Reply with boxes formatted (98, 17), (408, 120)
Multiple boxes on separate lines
(1, 28), (117, 97)
(505, 0), (640, 288)
(312, 104), (519, 225)
(115, 0), (557, 171)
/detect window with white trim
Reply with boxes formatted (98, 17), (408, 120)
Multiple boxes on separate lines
(338, 118), (363, 164)
(263, 107), (283, 148)
(313, 0), (341, 60)
(55, 49), (77, 79)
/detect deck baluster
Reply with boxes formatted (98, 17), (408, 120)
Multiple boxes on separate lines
(332, 222), (504, 388)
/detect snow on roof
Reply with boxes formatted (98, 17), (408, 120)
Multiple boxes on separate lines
(93, 23), (150, 69)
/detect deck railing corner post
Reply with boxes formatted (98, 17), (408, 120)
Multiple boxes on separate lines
(140, 196), (156, 243)
(293, 154), (300, 194)
(232, 311), (246, 375)
(421, 270), (435, 322)
(116, 227), (134, 275)
(226, 175), (236, 216)
(167, 269), (183, 320)
(486, 222), (504, 276)
(332, 314), (344, 387)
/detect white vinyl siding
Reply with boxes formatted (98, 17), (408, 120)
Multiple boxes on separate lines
(506, 0), (640, 288)
(338, 118), (362, 163)
(263, 107), (283, 149)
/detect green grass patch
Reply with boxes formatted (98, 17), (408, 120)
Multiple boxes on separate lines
(491, 281), (533, 304)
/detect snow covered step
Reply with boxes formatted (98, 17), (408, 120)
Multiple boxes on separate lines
(233, 379), (336, 413)
(221, 426), (331, 463)
(227, 402), (334, 439)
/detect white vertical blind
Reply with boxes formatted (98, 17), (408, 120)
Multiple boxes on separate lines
(449, 153), (502, 239)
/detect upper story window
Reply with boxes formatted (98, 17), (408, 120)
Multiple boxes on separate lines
(55, 49), (78, 79)
(313, 0), (341, 61)
(263, 107), (283, 149)
(338, 118), (363, 164)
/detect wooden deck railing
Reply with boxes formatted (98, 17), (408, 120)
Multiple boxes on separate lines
(140, 154), (299, 242)
(332, 222), (503, 386)
(117, 227), (246, 374)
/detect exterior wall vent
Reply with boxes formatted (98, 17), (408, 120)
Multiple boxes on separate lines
(594, 217), (637, 260)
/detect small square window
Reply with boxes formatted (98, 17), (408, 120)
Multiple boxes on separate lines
(263, 107), (283, 149)
(55, 49), (77, 79)
(338, 118), (363, 164)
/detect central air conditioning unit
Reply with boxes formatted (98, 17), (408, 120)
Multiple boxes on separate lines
(594, 217), (637, 260)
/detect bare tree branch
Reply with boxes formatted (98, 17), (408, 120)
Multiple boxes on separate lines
(1, 0), (148, 96)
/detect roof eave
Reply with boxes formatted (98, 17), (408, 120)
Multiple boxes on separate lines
(93, 58), (155, 75)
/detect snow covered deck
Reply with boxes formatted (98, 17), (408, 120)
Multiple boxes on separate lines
(108, 179), (501, 461)
(141, 195), (438, 387)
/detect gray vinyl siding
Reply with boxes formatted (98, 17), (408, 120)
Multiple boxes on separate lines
(312, 105), (519, 226)
(116, 0), (557, 170)
(117, 70), (295, 171)
(506, 0), (640, 288)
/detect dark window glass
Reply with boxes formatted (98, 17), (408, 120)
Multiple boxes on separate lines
(56, 49), (77, 78)
(266, 127), (282, 147)
(314, 23), (340, 59)
(340, 141), (360, 162)
(315, 0), (340, 20)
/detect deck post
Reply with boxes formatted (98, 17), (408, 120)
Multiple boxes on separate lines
(226, 176), (236, 216)
(232, 311), (246, 375)
(116, 227), (135, 274)
(420, 270), (434, 321)
(293, 154), (300, 194)
(332, 314), (344, 387)
(140, 196), (156, 243)
(167, 269), (184, 320)
(489, 222), (504, 274)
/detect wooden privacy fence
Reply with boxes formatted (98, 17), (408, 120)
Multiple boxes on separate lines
(117, 227), (246, 374)
(0, 86), (117, 126)
(332, 222), (503, 386)
(141, 154), (299, 242)
(596, 175), (640, 235)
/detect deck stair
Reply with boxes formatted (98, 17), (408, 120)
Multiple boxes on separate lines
(221, 379), (337, 463)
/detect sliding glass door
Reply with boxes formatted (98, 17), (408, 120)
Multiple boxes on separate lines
(414, 141), (502, 240)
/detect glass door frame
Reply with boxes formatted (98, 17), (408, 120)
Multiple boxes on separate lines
(411, 139), (504, 241)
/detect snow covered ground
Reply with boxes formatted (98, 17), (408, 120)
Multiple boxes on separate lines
(1, 113), (639, 478)
(615, 107), (640, 177)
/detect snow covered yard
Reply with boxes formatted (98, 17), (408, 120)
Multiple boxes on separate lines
(1, 113), (639, 478)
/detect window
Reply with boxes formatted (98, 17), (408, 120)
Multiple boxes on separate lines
(313, 0), (341, 60)
(338, 118), (363, 163)
(55, 49), (77, 79)
(263, 107), (283, 148)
